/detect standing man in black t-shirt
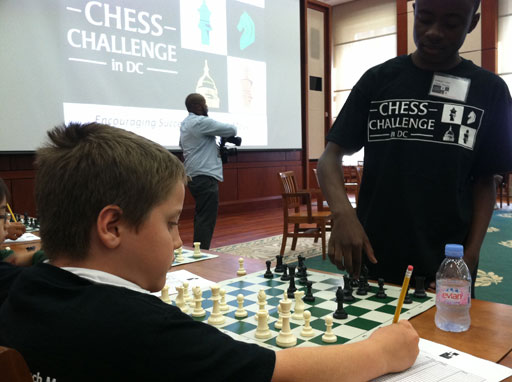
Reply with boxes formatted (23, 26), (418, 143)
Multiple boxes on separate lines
(317, 0), (512, 290)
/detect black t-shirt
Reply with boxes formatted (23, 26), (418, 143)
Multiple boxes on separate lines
(0, 263), (276, 382)
(0, 262), (23, 306)
(327, 55), (512, 284)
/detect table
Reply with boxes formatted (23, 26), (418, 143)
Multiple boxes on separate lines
(171, 250), (512, 379)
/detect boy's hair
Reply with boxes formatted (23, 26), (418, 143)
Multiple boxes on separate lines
(35, 122), (186, 260)
(0, 178), (9, 203)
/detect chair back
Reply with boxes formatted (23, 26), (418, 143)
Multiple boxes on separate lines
(278, 171), (301, 210)
(0, 346), (33, 382)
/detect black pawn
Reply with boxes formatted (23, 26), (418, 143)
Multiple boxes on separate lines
(376, 278), (387, 299)
(413, 276), (427, 299)
(404, 286), (413, 304)
(24, 212), (29, 224)
(356, 275), (367, 296)
(298, 265), (308, 285)
(333, 287), (348, 319)
(280, 264), (290, 281)
(303, 280), (315, 302)
(343, 275), (355, 302)
(287, 265), (297, 298)
(274, 255), (284, 273)
(264, 260), (274, 279)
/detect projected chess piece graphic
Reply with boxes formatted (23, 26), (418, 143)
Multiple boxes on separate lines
(238, 11), (255, 50)
(198, 0), (212, 46)
(196, 60), (220, 108)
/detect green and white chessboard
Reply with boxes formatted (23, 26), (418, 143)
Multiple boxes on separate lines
(171, 248), (218, 267)
(174, 269), (435, 351)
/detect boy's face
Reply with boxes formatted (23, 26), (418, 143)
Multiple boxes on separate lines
(0, 197), (7, 243)
(413, 0), (479, 70)
(122, 182), (184, 292)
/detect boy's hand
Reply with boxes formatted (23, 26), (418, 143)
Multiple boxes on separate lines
(369, 320), (420, 373)
(6, 222), (26, 240)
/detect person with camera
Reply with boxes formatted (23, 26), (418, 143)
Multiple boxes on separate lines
(180, 93), (238, 249)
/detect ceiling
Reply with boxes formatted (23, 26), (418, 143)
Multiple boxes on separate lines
(320, 0), (356, 6)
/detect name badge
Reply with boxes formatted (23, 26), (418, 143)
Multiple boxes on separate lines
(429, 73), (471, 102)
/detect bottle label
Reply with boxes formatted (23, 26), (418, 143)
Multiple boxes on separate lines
(436, 285), (471, 305)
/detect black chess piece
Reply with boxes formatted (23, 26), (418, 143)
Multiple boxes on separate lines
(298, 265), (309, 285)
(333, 287), (348, 319)
(413, 276), (427, 299)
(303, 280), (315, 302)
(376, 278), (387, 299)
(343, 275), (355, 302)
(274, 255), (284, 273)
(356, 275), (367, 296)
(296, 263), (306, 279)
(24, 212), (29, 225)
(350, 276), (359, 289)
(280, 264), (290, 281)
(287, 265), (297, 298)
(264, 260), (274, 279)
(404, 286), (413, 304)
(361, 266), (370, 292)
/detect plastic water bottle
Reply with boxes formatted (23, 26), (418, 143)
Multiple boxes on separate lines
(435, 244), (471, 332)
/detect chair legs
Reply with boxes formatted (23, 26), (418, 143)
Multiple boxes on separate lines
(291, 224), (299, 250)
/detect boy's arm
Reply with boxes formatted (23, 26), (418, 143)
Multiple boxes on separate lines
(317, 142), (376, 277)
(463, 175), (496, 274)
(272, 320), (419, 382)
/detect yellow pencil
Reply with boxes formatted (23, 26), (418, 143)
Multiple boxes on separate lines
(6, 203), (16, 222)
(392, 265), (413, 323)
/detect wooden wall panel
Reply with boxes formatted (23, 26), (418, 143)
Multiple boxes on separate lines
(11, 179), (36, 216)
(238, 166), (286, 200)
(481, 0), (498, 73)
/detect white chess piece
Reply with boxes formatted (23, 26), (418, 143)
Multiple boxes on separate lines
(255, 311), (272, 339)
(300, 311), (314, 337)
(191, 286), (206, 317)
(276, 298), (297, 348)
(193, 242), (202, 258)
(219, 288), (229, 312)
(255, 289), (268, 321)
(274, 304), (283, 330)
(208, 285), (225, 325)
(235, 294), (248, 318)
(175, 285), (188, 313)
(175, 247), (185, 262)
(160, 285), (171, 304)
(237, 257), (247, 276)
(322, 316), (337, 343)
(183, 281), (193, 306)
(292, 290), (305, 320)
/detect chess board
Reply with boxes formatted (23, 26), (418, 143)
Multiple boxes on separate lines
(171, 248), (218, 267)
(172, 269), (435, 351)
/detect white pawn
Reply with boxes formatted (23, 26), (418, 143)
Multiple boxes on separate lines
(208, 285), (225, 325)
(175, 285), (188, 313)
(175, 247), (185, 262)
(160, 285), (171, 304)
(235, 294), (248, 318)
(219, 288), (229, 312)
(274, 304), (283, 330)
(322, 316), (337, 343)
(300, 311), (314, 337)
(255, 311), (272, 339)
(191, 286), (206, 317)
(237, 257), (247, 276)
(193, 242), (202, 258)
(292, 290), (305, 320)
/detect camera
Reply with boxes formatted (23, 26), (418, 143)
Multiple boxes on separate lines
(219, 136), (242, 164)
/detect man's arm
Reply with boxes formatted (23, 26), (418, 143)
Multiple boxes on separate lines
(463, 175), (496, 274)
(272, 320), (419, 382)
(200, 118), (237, 138)
(317, 142), (376, 276)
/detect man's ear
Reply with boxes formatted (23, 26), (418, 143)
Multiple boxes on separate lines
(468, 12), (480, 34)
(96, 205), (123, 249)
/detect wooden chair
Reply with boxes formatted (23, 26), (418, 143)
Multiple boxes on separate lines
(342, 165), (361, 206)
(278, 171), (332, 259)
(0, 346), (32, 382)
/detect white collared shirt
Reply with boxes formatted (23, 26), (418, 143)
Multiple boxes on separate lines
(61, 267), (149, 294)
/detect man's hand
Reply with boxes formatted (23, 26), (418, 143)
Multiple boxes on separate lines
(6, 222), (26, 240)
(328, 210), (377, 277)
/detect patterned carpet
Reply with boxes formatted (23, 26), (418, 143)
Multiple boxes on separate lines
(213, 210), (511, 305)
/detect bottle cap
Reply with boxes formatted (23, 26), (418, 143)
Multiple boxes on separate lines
(445, 244), (464, 258)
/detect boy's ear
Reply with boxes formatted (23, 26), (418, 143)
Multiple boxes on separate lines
(96, 205), (123, 249)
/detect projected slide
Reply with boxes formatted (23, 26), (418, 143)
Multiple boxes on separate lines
(0, 0), (301, 151)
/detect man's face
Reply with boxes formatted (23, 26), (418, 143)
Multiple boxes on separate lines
(200, 98), (209, 116)
(413, 0), (479, 70)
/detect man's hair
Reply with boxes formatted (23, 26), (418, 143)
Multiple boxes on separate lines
(35, 122), (186, 260)
(185, 93), (204, 112)
(0, 178), (9, 203)
(473, 0), (481, 14)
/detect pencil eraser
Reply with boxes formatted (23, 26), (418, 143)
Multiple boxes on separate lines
(407, 265), (413, 271)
